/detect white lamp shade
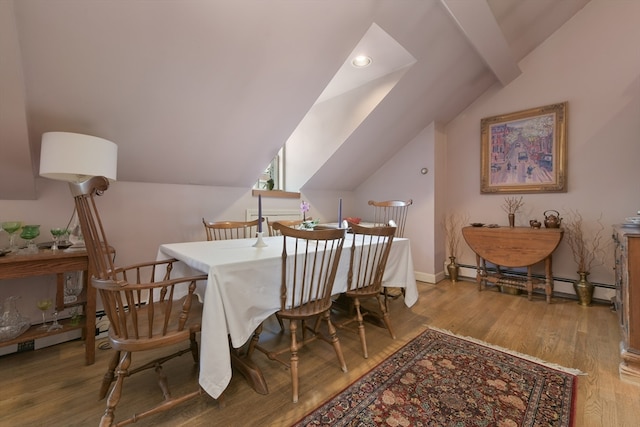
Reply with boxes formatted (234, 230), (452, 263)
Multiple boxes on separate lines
(40, 132), (118, 182)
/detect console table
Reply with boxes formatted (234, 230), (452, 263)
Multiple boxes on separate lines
(0, 249), (95, 365)
(462, 226), (564, 303)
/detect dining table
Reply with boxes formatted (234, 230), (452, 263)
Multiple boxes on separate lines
(155, 233), (417, 399)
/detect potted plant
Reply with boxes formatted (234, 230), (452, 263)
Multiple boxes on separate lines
(501, 196), (524, 227)
(564, 210), (610, 306)
(299, 200), (318, 229)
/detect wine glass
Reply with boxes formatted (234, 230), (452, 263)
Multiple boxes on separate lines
(48, 310), (63, 331)
(20, 224), (40, 254)
(1, 221), (22, 251)
(50, 228), (67, 251)
(36, 298), (53, 330)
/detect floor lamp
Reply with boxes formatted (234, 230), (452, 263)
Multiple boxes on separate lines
(39, 131), (118, 246)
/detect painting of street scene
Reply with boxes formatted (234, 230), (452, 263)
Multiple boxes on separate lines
(488, 114), (555, 186)
(480, 102), (567, 193)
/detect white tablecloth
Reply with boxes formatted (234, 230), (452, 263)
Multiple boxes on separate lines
(156, 234), (417, 398)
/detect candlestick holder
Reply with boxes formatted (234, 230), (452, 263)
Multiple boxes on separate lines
(253, 231), (268, 248)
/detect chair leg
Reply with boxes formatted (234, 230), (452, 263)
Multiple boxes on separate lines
(247, 323), (263, 357)
(99, 350), (121, 400)
(289, 320), (299, 403)
(189, 332), (199, 363)
(353, 298), (368, 358)
(156, 363), (171, 400)
(100, 351), (132, 427)
(275, 313), (285, 332)
(376, 295), (396, 339)
(323, 310), (347, 373)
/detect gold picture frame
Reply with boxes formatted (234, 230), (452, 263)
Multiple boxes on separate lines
(480, 102), (567, 194)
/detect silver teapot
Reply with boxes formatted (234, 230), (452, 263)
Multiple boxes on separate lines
(544, 210), (562, 228)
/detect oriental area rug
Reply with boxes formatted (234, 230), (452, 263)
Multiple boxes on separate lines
(293, 328), (582, 427)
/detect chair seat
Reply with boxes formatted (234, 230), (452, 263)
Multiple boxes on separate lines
(109, 295), (203, 352)
(345, 285), (380, 299)
(277, 301), (331, 321)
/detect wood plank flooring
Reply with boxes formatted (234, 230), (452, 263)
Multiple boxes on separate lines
(1, 280), (638, 426)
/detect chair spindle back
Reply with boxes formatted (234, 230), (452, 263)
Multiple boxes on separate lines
(347, 223), (396, 294)
(202, 218), (265, 240)
(368, 199), (412, 238)
(273, 223), (346, 317)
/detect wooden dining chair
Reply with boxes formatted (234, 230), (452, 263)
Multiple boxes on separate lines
(336, 222), (396, 358)
(202, 218), (265, 240)
(267, 219), (305, 236)
(247, 223), (348, 403)
(70, 177), (212, 427)
(368, 199), (412, 303)
(368, 199), (412, 238)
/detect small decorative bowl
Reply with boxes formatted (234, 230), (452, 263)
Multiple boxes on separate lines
(470, 223), (485, 227)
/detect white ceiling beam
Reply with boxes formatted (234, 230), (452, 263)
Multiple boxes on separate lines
(441, 0), (521, 86)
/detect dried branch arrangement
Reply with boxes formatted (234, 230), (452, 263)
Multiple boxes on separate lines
(564, 210), (609, 272)
(443, 212), (469, 259)
(501, 196), (525, 214)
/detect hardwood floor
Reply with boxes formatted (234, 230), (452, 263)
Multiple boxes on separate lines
(1, 280), (638, 426)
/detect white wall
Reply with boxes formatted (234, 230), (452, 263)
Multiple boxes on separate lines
(349, 0), (640, 296)
(353, 122), (445, 282)
(445, 0), (640, 298)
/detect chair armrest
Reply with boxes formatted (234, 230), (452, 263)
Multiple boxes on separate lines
(113, 258), (207, 284)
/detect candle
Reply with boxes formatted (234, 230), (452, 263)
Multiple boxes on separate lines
(258, 194), (262, 233)
(338, 198), (342, 228)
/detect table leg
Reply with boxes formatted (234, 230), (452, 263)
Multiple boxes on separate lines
(55, 273), (65, 311)
(526, 266), (533, 300)
(230, 350), (269, 395)
(475, 254), (482, 291)
(545, 257), (553, 303)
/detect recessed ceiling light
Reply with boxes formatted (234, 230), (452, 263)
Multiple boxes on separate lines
(351, 55), (372, 68)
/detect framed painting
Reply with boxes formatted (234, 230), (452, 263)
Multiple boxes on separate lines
(480, 102), (567, 194)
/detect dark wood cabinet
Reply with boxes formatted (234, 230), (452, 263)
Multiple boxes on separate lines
(613, 225), (640, 385)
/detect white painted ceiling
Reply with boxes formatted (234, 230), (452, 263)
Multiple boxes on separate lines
(0, 0), (590, 199)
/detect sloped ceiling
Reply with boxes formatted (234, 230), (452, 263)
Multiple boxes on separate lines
(0, 0), (590, 199)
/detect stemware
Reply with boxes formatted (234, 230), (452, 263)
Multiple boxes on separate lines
(48, 310), (63, 331)
(50, 227), (67, 251)
(20, 224), (40, 254)
(1, 221), (22, 251)
(36, 298), (53, 330)
(63, 271), (83, 304)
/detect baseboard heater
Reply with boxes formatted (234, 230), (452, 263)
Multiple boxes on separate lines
(455, 263), (615, 305)
(457, 263), (614, 289)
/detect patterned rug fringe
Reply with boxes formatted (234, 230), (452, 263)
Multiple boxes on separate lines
(429, 326), (587, 376)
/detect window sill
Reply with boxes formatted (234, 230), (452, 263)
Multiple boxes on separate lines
(252, 189), (300, 199)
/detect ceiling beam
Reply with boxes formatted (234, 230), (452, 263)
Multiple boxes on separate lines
(441, 0), (521, 86)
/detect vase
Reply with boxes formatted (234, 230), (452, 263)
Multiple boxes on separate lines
(508, 213), (515, 228)
(447, 256), (459, 282)
(0, 296), (31, 342)
(573, 271), (594, 306)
